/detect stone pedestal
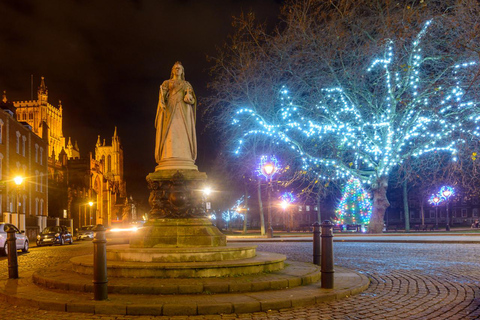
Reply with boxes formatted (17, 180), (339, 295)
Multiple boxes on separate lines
(129, 169), (226, 248)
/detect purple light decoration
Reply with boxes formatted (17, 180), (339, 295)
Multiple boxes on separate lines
(281, 192), (295, 204)
(257, 155), (280, 180)
(428, 194), (444, 206)
(440, 186), (454, 199)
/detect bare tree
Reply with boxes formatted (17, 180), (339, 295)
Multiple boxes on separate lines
(207, 0), (480, 233)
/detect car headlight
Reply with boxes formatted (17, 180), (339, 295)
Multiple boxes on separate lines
(37, 235), (41, 240)
(55, 233), (60, 237)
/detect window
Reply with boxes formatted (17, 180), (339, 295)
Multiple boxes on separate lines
(35, 144), (39, 163)
(16, 131), (20, 154)
(107, 155), (112, 172)
(40, 147), (43, 165)
(306, 205), (310, 211)
(40, 199), (44, 215)
(40, 173), (43, 193)
(298, 206), (303, 212)
(35, 198), (39, 215)
(314, 206), (318, 211)
(462, 209), (468, 217)
(35, 170), (39, 191)
(22, 136), (26, 156)
(29, 112), (33, 120)
(0, 119), (4, 144)
(473, 208), (479, 217)
(0, 153), (3, 180)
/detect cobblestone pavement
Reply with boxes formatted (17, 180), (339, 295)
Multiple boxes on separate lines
(1, 240), (480, 319)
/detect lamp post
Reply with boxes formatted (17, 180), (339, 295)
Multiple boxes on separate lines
(13, 176), (23, 214)
(259, 156), (279, 238)
(281, 192), (295, 232)
(428, 194), (444, 230)
(440, 186), (454, 231)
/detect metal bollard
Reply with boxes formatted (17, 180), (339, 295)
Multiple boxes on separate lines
(321, 220), (334, 289)
(93, 224), (108, 300)
(312, 221), (321, 266)
(6, 226), (18, 279)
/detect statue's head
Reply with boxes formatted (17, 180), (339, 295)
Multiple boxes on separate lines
(170, 61), (185, 80)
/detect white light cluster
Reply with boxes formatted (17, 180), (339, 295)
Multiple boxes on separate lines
(231, 20), (479, 185)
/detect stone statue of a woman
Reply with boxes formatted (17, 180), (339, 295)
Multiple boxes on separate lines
(155, 62), (197, 171)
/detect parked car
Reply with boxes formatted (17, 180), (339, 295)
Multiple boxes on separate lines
(36, 225), (73, 246)
(76, 225), (94, 240)
(0, 223), (29, 255)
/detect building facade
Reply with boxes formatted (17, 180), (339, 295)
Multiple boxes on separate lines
(0, 94), (49, 231)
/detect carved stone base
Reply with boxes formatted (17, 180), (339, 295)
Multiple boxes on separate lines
(129, 218), (226, 248)
(130, 169), (226, 248)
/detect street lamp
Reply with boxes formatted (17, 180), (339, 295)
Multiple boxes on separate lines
(13, 176), (23, 214)
(428, 194), (444, 230)
(281, 192), (295, 232)
(259, 155), (279, 238)
(440, 186), (454, 231)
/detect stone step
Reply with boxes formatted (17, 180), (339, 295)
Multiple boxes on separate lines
(106, 243), (257, 262)
(33, 260), (320, 294)
(70, 251), (286, 278)
(0, 266), (369, 316)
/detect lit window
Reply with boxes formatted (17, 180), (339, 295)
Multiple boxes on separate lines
(306, 205), (310, 211)
(16, 131), (20, 154)
(0, 119), (4, 144)
(22, 136), (26, 156)
(298, 206), (302, 212)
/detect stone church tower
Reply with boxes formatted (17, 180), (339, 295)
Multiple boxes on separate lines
(12, 77), (79, 160)
(95, 127), (126, 197)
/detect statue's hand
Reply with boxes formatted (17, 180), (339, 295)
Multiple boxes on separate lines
(184, 93), (195, 104)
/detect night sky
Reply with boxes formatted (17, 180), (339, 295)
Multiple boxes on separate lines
(0, 0), (282, 204)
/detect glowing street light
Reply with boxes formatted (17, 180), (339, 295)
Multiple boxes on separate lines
(13, 176), (24, 214)
(202, 186), (212, 197)
(258, 155), (280, 238)
(440, 186), (454, 231)
(429, 194), (444, 230)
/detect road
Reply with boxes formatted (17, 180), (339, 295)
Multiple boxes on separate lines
(0, 240), (479, 319)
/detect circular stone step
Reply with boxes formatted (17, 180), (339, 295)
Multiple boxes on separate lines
(33, 260), (320, 294)
(70, 251), (286, 278)
(106, 243), (257, 263)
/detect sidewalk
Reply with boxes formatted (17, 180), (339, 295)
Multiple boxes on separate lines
(227, 233), (480, 244)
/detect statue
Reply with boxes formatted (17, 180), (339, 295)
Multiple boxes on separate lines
(155, 62), (197, 170)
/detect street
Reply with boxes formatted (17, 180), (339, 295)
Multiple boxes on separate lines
(0, 240), (479, 319)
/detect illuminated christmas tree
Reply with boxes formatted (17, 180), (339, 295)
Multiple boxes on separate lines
(336, 178), (372, 226)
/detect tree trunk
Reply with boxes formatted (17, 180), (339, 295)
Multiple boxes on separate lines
(403, 180), (410, 233)
(369, 176), (390, 233)
(257, 178), (265, 235)
(316, 192), (322, 223)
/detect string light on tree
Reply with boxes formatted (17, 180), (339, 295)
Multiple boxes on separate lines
(336, 178), (372, 226)
(231, 20), (480, 233)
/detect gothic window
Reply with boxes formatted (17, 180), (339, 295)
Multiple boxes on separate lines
(16, 131), (20, 154)
(35, 198), (39, 215)
(40, 147), (43, 165)
(101, 155), (105, 165)
(22, 136), (26, 156)
(29, 112), (33, 120)
(107, 155), (112, 173)
(40, 173), (43, 193)
(35, 144), (39, 163)
(40, 199), (44, 215)
(35, 170), (38, 192)
(0, 119), (4, 144)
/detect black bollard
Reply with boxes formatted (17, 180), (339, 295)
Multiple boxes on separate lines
(93, 224), (108, 300)
(321, 220), (334, 289)
(6, 225), (18, 279)
(312, 221), (321, 266)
